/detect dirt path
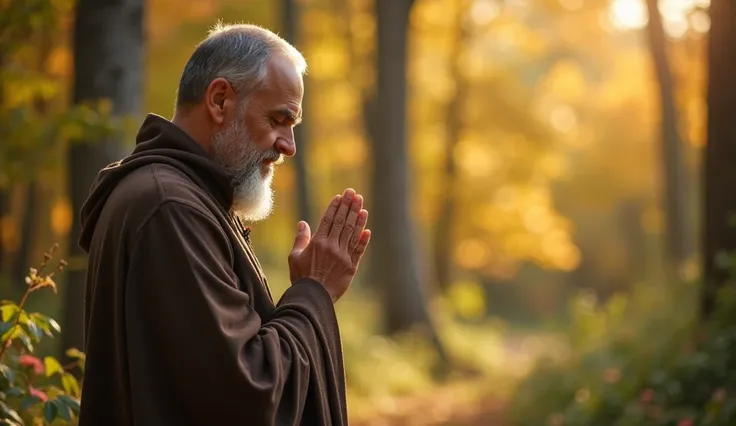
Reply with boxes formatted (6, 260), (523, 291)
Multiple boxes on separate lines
(348, 333), (551, 426)
(348, 376), (513, 426)
(350, 394), (508, 426)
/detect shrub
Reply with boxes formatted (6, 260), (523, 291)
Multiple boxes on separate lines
(507, 276), (736, 426)
(0, 244), (85, 426)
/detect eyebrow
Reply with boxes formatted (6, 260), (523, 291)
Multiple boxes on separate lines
(274, 107), (302, 125)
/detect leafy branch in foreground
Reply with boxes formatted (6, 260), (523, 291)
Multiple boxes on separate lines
(0, 244), (86, 426)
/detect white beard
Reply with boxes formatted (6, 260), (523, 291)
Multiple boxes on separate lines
(211, 109), (282, 223)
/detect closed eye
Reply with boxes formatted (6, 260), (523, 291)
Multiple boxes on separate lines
(271, 107), (302, 127)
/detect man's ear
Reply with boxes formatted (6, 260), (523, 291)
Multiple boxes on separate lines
(204, 77), (237, 125)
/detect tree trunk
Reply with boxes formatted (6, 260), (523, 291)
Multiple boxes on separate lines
(619, 198), (648, 286)
(0, 50), (6, 275)
(701, 0), (736, 320)
(63, 0), (145, 357)
(644, 0), (691, 271)
(369, 0), (445, 359)
(434, 0), (471, 294)
(11, 183), (37, 290)
(11, 28), (52, 291)
(0, 188), (7, 274)
(280, 0), (313, 227)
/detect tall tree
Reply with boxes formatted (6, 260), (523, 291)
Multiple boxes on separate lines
(11, 27), (53, 290)
(644, 0), (691, 270)
(702, 0), (736, 320)
(368, 0), (447, 366)
(433, 0), (472, 293)
(63, 0), (145, 356)
(280, 0), (314, 228)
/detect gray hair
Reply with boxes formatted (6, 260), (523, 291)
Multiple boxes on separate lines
(175, 22), (307, 108)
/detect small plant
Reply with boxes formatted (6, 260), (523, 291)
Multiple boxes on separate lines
(0, 244), (85, 426)
(507, 278), (736, 426)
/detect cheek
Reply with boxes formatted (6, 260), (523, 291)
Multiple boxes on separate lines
(244, 114), (278, 149)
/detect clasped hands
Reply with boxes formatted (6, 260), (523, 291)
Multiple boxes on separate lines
(288, 188), (371, 303)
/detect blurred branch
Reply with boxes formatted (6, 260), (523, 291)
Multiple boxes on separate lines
(702, 0), (736, 321)
(434, 0), (473, 294)
(281, 0), (314, 227)
(332, 0), (374, 135)
(644, 0), (692, 270)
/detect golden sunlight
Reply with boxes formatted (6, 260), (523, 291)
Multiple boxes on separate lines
(609, 0), (648, 31)
(559, 0), (584, 12)
(608, 0), (709, 36)
(470, 0), (501, 26)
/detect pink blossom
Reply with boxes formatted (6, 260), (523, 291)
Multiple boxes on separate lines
(639, 388), (654, 404)
(713, 388), (726, 403)
(678, 418), (693, 426)
(603, 368), (621, 383)
(18, 355), (44, 375)
(28, 386), (48, 402)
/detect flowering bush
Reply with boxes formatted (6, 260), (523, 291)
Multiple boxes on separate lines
(507, 277), (736, 426)
(0, 244), (85, 426)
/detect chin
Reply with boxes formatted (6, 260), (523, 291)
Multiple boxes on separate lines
(261, 162), (274, 177)
(232, 179), (275, 223)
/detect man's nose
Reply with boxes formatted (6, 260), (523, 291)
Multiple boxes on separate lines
(275, 128), (296, 157)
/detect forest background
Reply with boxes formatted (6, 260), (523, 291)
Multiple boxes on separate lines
(3, 0), (735, 425)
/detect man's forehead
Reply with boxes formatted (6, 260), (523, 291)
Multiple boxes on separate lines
(266, 54), (303, 88)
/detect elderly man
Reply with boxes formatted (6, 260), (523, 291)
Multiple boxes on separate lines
(76, 23), (370, 426)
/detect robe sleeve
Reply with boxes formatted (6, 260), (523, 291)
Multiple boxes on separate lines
(124, 199), (347, 426)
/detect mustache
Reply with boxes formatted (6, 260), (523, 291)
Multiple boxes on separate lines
(261, 149), (283, 165)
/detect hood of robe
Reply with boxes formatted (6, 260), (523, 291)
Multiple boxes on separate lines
(78, 113), (235, 252)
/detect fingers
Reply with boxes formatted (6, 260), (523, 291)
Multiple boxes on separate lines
(351, 229), (371, 265)
(339, 195), (363, 249)
(328, 188), (356, 241)
(314, 194), (342, 239)
(348, 210), (368, 252)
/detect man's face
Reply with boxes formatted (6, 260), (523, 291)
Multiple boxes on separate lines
(211, 53), (304, 222)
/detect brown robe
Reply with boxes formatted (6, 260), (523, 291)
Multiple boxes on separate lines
(76, 114), (348, 426)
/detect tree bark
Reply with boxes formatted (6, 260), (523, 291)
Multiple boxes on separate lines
(0, 188), (7, 274)
(701, 0), (736, 320)
(11, 26), (52, 291)
(434, 0), (471, 294)
(644, 0), (691, 270)
(368, 0), (445, 357)
(63, 0), (145, 357)
(11, 183), (37, 290)
(281, 0), (313, 227)
(0, 50), (6, 276)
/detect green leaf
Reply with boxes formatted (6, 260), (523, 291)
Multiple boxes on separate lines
(20, 394), (42, 411)
(16, 332), (32, 353)
(0, 364), (16, 386)
(15, 312), (29, 327)
(52, 399), (72, 422)
(46, 318), (61, 334)
(4, 388), (22, 398)
(0, 401), (22, 425)
(29, 314), (52, 337)
(0, 322), (12, 338)
(43, 356), (63, 377)
(57, 395), (80, 416)
(4, 410), (21, 426)
(0, 305), (18, 323)
(0, 325), (21, 343)
(65, 348), (85, 372)
(64, 348), (84, 360)
(30, 312), (61, 337)
(23, 321), (42, 343)
(60, 373), (80, 397)
(43, 400), (57, 423)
